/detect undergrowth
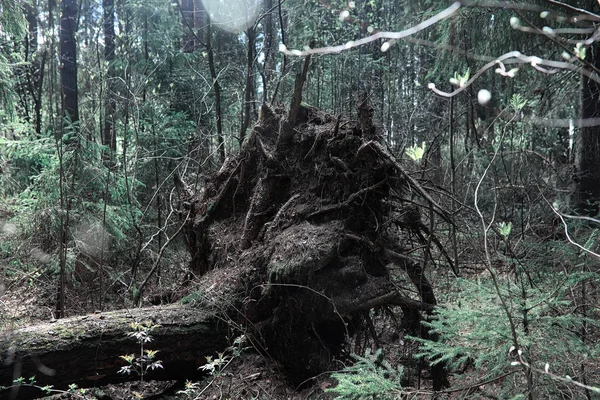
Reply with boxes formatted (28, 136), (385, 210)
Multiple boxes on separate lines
(326, 349), (404, 399)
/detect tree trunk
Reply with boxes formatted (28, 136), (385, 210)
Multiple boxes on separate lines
(24, 0), (45, 136)
(59, 0), (79, 124)
(575, 41), (600, 215)
(0, 306), (227, 400)
(261, 0), (274, 103)
(180, 0), (194, 52)
(25, 1), (38, 52)
(239, 26), (256, 147)
(102, 0), (116, 154)
(193, 0), (204, 46)
(206, 21), (225, 164)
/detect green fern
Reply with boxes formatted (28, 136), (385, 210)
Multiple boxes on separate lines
(326, 349), (404, 399)
(410, 264), (600, 398)
(509, 93), (528, 111)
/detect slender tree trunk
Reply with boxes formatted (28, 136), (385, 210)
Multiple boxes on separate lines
(24, 0), (45, 136)
(56, 138), (66, 318)
(206, 22), (225, 164)
(403, 261), (450, 390)
(98, 0), (117, 308)
(449, 96), (459, 274)
(33, 53), (46, 136)
(153, 117), (163, 281)
(48, 0), (57, 133)
(270, 0), (287, 104)
(59, 0), (79, 124)
(56, 0), (80, 319)
(25, 1), (38, 51)
(239, 26), (255, 146)
(102, 0), (116, 154)
(181, 0), (194, 52)
(261, 0), (274, 102)
(193, 0), (204, 45)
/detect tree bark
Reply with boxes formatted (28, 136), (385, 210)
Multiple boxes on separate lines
(23, 0), (45, 136)
(0, 306), (227, 400)
(206, 21), (226, 164)
(261, 0), (274, 103)
(193, 0), (205, 46)
(575, 40), (600, 215)
(180, 0), (194, 52)
(102, 0), (116, 154)
(239, 26), (256, 147)
(59, 0), (79, 124)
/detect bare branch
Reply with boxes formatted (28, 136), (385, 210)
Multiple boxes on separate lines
(280, 2), (461, 56)
(543, 0), (600, 20)
(428, 51), (600, 99)
(548, 203), (600, 260)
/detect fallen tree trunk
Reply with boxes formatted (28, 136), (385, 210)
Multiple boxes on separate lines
(0, 305), (227, 399)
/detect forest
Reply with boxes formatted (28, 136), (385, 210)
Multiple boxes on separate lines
(1, 0), (600, 399)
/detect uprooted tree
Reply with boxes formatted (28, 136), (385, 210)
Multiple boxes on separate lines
(1, 72), (455, 396)
(175, 66), (455, 389)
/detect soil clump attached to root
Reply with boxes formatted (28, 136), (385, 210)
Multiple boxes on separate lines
(179, 101), (447, 387)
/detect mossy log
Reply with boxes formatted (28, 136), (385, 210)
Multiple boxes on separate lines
(0, 305), (227, 399)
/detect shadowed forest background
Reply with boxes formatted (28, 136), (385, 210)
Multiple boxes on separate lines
(1, 0), (600, 399)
